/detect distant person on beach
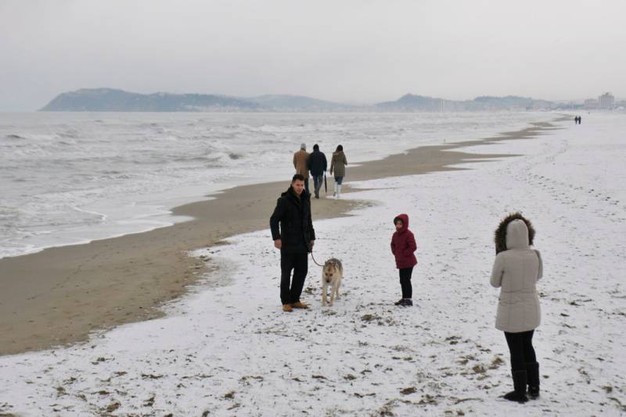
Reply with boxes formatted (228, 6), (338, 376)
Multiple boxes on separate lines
(308, 144), (327, 199)
(293, 143), (310, 194)
(329, 144), (348, 198)
(390, 213), (418, 307)
(490, 213), (543, 403)
(270, 174), (316, 312)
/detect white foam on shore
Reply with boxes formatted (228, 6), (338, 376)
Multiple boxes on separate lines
(0, 111), (553, 259)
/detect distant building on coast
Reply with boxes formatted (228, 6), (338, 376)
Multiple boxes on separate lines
(598, 92), (615, 109)
(584, 98), (599, 109)
(583, 92), (617, 110)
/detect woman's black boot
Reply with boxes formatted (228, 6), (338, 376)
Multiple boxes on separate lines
(503, 370), (529, 403)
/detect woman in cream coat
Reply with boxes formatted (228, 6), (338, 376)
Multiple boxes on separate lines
(491, 213), (543, 403)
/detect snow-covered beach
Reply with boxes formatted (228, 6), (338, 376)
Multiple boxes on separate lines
(1, 112), (625, 416)
(0, 112), (554, 356)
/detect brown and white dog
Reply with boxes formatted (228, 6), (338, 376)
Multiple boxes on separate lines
(321, 258), (343, 306)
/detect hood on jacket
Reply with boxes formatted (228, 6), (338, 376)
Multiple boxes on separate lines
(494, 212), (535, 253)
(506, 219), (530, 249)
(393, 213), (409, 231)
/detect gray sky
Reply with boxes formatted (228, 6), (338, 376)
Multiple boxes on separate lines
(1, 0), (625, 111)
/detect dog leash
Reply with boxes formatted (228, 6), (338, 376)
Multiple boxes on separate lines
(310, 249), (324, 267)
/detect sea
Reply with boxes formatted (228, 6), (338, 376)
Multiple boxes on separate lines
(0, 111), (556, 259)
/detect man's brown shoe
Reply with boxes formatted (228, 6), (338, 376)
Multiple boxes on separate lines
(291, 301), (309, 309)
(282, 304), (293, 312)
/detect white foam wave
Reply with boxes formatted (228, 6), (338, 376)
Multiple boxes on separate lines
(0, 111), (556, 258)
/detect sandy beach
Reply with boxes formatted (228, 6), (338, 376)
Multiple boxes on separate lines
(0, 121), (557, 356)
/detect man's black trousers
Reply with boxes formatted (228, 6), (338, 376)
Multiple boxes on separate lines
(280, 252), (308, 305)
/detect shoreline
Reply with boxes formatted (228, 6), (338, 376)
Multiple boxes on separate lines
(0, 119), (562, 356)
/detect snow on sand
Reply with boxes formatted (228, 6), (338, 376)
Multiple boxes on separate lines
(1, 113), (625, 416)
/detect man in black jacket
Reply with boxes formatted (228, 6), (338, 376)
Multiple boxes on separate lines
(308, 144), (327, 199)
(270, 174), (316, 312)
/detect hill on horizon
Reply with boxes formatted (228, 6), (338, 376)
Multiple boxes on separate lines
(40, 88), (566, 112)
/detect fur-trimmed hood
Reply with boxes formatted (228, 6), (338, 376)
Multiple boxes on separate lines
(494, 212), (535, 254)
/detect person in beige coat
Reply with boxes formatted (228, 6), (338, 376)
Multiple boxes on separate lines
(293, 143), (310, 194)
(491, 213), (543, 403)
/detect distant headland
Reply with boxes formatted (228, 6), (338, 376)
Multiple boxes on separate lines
(40, 88), (617, 112)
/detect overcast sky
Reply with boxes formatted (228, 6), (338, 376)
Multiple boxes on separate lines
(1, 0), (625, 111)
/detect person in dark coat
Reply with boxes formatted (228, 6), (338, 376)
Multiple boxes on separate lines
(491, 212), (543, 403)
(270, 174), (316, 312)
(390, 213), (418, 306)
(329, 144), (348, 198)
(308, 144), (327, 199)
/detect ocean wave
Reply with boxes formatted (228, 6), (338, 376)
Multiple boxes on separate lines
(0, 111), (559, 258)
(5, 133), (26, 140)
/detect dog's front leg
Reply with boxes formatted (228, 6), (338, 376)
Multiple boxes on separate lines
(321, 281), (328, 306)
(329, 282), (338, 306)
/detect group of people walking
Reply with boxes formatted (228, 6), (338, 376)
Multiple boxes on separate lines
(271, 143), (349, 314)
(292, 143), (348, 199)
(271, 144), (543, 404)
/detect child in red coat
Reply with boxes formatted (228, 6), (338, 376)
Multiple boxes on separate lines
(390, 213), (418, 306)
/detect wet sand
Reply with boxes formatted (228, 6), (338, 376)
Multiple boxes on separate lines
(0, 121), (559, 356)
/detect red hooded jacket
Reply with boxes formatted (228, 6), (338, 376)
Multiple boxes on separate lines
(390, 213), (418, 269)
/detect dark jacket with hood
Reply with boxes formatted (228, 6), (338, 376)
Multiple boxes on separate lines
(390, 213), (418, 269)
(330, 151), (347, 178)
(270, 186), (316, 253)
(308, 148), (327, 177)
